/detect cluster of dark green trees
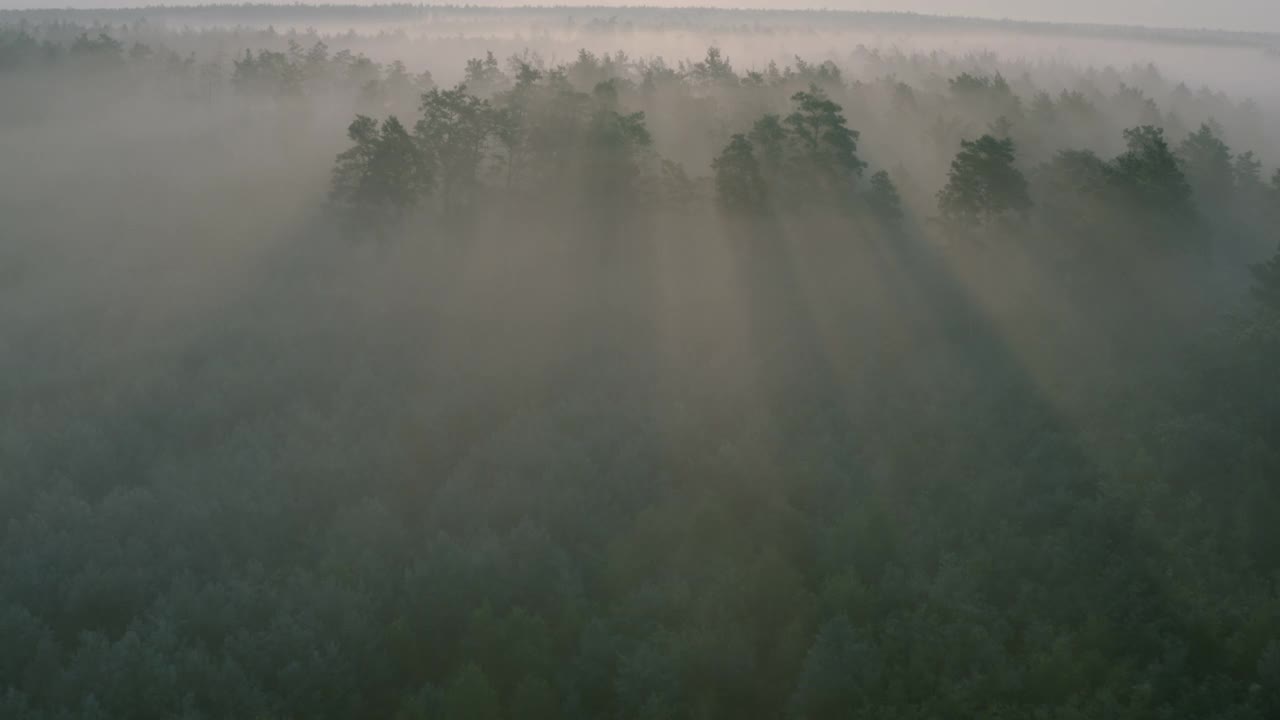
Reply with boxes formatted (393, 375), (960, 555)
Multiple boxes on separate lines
(332, 76), (887, 229)
(4, 14), (1280, 720)
(328, 75), (652, 221)
(328, 60), (1277, 271)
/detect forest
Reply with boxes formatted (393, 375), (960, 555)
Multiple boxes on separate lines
(2, 5), (1280, 719)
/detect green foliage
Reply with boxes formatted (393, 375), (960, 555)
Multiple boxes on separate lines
(464, 51), (508, 96)
(1252, 247), (1280, 311)
(949, 72), (1023, 123)
(1110, 126), (1195, 222)
(784, 86), (867, 199)
(715, 87), (866, 213)
(712, 134), (767, 211)
(231, 49), (300, 96)
(415, 84), (497, 215)
(1179, 123), (1235, 209)
(69, 32), (123, 65)
(938, 134), (1032, 228)
(948, 71), (1011, 99)
(461, 606), (553, 698)
(584, 81), (654, 208)
(791, 57), (844, 88)
(1232, 150), (1264, 192)
(788, 617), (879, 719)
(748, 113), (788, 177)
(329, 114), (432, 228)
(687, 46), (736, 86)
(441, 664), (501, 720)
(0, 28), (43, 70)
(865, 170), (904, 224)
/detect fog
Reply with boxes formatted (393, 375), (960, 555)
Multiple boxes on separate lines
(5, 0), (1280, 33)
(2, 5), (1280, 720)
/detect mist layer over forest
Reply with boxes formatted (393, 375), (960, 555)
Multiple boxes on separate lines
(2, 5), (1280, 719)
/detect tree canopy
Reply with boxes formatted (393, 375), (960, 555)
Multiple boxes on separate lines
(938, 135), (1032, 228)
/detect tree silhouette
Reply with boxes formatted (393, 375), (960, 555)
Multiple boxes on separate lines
(938, 135), (1031, 228)
(583, 81), (653, 211)
(788, 617), (880, 719)
(688, 46), (736, 86)
(69, 32), (124, 67)
(784, 85), (867, 203)
(732, 87), (866, 212)
(231, 49), (301, 96)
(948, 72), (1023, 123)
(1232, 151), (1264, 194)
(1178, 123), (1235, 210)
(712, 134), (767, 212)
(415, 84), (495, 216)
(748, 114), (788, 182)
(1253, 248), (1280, 312)
(441, 664), (501, 720)
(865, 170), (904, 224)
(1111, 126), (1193, 215)
(1033, 149), (1115, 262)
(463, 51), (508, 97)
(329, 115), (431, 230)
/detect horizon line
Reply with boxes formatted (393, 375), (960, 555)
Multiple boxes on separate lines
(2, 3), (1279, 38)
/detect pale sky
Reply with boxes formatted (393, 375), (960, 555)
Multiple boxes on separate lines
(1, 1), (1278, 34)
(805, 0), (1280, 32)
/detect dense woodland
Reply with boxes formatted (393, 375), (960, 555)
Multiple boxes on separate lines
(2, 6), (1280, 719)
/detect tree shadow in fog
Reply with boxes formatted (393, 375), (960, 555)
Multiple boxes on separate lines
(722, 207), (1197, 657)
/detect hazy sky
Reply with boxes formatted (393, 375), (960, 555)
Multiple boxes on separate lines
(810, 0), (1280, 32)
(1, 0), (1278, 33)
